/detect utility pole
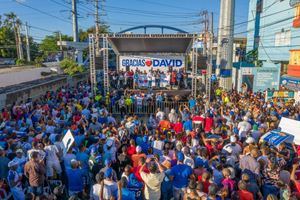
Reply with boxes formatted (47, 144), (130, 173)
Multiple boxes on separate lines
(206, 12), (214, 103)
(12, 19), (20, 60)
(95, 0), (100, 55)
(25, 22), (31, 62)
(72, 0), (79, 42)
(16, 21), (24, 60)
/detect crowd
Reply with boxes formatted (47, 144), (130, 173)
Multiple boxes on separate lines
(0, 81), (300, 200)
(109, 69), (189, 90)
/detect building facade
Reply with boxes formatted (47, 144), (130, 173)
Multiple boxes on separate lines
(247, 0), (300, 80)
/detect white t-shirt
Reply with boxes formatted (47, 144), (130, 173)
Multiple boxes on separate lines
(90, 183), (102, 200)
(238, 121), (251, 138)
(44, 145), (59, 163)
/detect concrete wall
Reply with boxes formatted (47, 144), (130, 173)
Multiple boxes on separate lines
(0, 72), (88, 109)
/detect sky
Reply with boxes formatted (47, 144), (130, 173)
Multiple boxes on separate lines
(0, 0), (250, 42)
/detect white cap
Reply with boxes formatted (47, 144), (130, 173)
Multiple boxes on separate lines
(243, 116), (248, 121)
(136, 146), (142, 153)
(70, 159), (78, 164)
(245, 137), (255, 144)
(16, 149), (23, 154)
(8, 160), (19, 168)
(230, 135), (237, 143)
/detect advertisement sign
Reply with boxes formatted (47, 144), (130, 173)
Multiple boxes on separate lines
(279, 117), (300, 145)
(254, 67), (280, 92)
(281, 76), (300, 91)
(119, 55), (185, 72)
(265, 90), (295, 101)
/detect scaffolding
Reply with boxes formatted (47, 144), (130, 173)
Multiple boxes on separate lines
(102, 34), (110, 94)
(89, 34), (97, 96)
(191, 36), (198, 98)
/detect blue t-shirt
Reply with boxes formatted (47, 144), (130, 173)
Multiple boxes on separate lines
(188, 99), (196, 110)
(76, 152), (89, 171)
(122, 188), (136, 200)
(74, 135), (85, 146)
(183, 120), (193, 131)
(170, 164), (192, 188)
(66, 168), (84, 192)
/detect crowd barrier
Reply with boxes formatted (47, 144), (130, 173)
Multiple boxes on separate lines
(108, 100), (188, 115)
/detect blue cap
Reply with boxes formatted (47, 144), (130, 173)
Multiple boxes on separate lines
(104, 168), (113, 178)
(229, 111), (234, 116)
(195, 157), (204, 168)
(177, 152), (184, 162)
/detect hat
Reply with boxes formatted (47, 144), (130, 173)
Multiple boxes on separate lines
(230, 135), (237, 143)
(16, 149), (23, 154)
(70, 159), (78, 165)
(243, 116), (248, 121)
(104, 168), (113, 178)
(224, 145), (233, 154)
(195, 157), (204, 168)
(245, 137), (255, 144)
(136, 146), (142, 153)
(177, 152), (184, 162)
(8, 160), (19, 168)
(171, 109), (175, 114)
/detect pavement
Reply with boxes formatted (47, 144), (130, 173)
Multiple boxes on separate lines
(0, 66), (53, 88)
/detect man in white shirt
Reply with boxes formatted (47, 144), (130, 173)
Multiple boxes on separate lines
(238, 116), (252, 142)
(44, 138), (62, 179)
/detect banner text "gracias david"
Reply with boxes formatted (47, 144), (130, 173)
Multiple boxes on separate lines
(121, 58), (183, 68)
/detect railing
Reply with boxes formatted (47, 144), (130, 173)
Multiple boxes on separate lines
(108, 100), (188, 115)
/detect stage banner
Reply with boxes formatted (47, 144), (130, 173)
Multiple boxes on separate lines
(260, 130), (294, 147)
(119, 55), (185, 72)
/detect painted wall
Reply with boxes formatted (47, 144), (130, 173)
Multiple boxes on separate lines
(247, 0), (298, 62)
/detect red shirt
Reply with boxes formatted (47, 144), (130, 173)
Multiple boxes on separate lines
(173, 122), (183, 133)
(204, 117), (213, 132)
(133, 165), (150, 182)
(127, 145), (136, 158)
(198, 179), (211, 193)
(237, 190), (254, 200)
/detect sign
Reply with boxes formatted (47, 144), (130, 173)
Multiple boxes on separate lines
(281, 76), (300, 91)
(265, 90), (295, 101)
(290, 0), (300, 7)
(260, 130), (294, 147)
(241, 67), (253, 75)
(119, 55), (185, 72)
(62, 130), (75, 155)
(279, 117), (300, 145)
(254, 68), (280, 92)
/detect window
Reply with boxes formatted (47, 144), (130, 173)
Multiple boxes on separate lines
(275, 30), (291, 46)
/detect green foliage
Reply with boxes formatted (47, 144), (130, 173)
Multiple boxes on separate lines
(60, 58), (85, 76)
(38, 33), (72, 56)
(16, 58), (25, 66)
(34, 56), (44, 67)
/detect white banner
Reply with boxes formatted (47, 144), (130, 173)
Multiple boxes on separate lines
(119, 55), (185, 72)
(279, 117), (300, 145)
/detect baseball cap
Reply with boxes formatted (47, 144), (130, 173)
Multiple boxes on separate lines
(245, 137), (255, 144)
(8, 160), (18, 168)
(177, 152), (184, 162)
(136, 146), (142, 153)
(16, 149), (23, 154)
(105, 158), (112, 166)
(230, 135), (237, 143)
(224, 146), (233, 154)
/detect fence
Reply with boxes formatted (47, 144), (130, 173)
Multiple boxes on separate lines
(109, 100), (188, 115)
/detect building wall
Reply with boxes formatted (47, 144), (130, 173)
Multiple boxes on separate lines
(247, 0), (297, 62)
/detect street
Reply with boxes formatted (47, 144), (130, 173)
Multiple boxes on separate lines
(0, 66), (52, 88)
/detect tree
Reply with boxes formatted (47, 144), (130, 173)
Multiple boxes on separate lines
(78, 24), (110, 42)
(60, 58), (85, 76)
(39, 33), (72, 56)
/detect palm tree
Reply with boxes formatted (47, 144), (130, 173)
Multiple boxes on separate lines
(4, 12), (20, 59)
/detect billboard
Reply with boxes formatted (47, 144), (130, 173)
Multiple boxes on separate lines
(119, 55), (185, 72)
